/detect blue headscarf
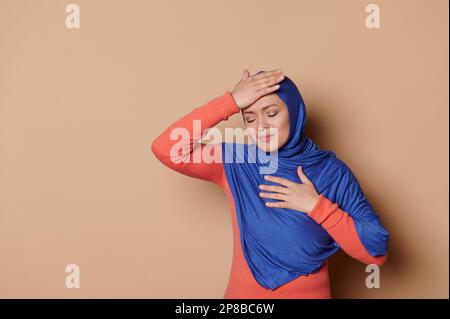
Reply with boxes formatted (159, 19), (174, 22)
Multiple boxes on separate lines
(221, 72), (388, 289)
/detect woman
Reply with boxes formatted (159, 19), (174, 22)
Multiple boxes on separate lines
(151, 69), (389, 298)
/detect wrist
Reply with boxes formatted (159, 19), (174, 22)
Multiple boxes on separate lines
(223, 90), (242, 114)
(307, 194), (324, 215)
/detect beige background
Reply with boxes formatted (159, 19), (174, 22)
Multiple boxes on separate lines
(0, 0), (448, 298)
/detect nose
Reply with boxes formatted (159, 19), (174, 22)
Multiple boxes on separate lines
(257, 118), (270, 131)
(257, 123), (270, 140)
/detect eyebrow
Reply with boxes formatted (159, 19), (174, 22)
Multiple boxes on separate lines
(242, 104), (278, 115)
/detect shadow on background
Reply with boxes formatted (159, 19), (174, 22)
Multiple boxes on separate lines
(305, 102), (409, 298)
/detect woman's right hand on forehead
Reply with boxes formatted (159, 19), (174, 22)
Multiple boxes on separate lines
(231, 69), (285, 110)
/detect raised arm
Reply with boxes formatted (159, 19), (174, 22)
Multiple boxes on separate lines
(151, 90), (240, 185)
(151, 69), (287, 185)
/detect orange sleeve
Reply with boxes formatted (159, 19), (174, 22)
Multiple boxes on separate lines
(151, 90), (241, 185)
(307, 194), (387, 266)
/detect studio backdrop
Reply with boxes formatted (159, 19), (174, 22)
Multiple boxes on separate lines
(0, 0), (448, 298)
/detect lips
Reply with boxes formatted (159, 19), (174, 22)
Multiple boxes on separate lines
(258, 134), (273, 142)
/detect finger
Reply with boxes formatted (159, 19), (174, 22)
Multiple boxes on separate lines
(250, 70), (265, 77)
(254, 73), (285, 87)
(265, 201), (288, 208)
(297, 165), (313, 186)
(259, 192), (288, 201)
(253, 74), (284, 88)
(251, 71), (284, 96)
(254, 84), (280, 96)
(251, 69), (282, 81)
(251, 69), (278, 79)
(254, 78), (284, 92)
(258, 184), (289, 194)
(264, 175), (296, 188)
(241, 69), (250, 81)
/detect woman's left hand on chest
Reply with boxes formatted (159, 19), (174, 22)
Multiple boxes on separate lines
(259, 165), (320, 213)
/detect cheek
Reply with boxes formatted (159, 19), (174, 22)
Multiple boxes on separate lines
(278, 116), (290, 144)
(244, 122), (258, 140)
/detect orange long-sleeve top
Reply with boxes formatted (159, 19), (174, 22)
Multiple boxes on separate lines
(151, 90), (387, 298)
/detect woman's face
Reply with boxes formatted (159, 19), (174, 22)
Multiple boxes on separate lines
(242, 93), (290, 152)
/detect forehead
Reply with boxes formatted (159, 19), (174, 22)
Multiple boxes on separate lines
(243, 93), (286, 113)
